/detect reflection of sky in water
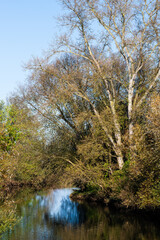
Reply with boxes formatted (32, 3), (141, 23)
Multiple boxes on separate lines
(39, 188), (82, 226)
(3, 188), (160, 240)
(3, 188), (83, 240)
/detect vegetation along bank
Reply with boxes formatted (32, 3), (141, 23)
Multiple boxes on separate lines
(0, 1), (160, 233)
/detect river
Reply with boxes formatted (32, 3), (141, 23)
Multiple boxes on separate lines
(2, 188), (160, 240)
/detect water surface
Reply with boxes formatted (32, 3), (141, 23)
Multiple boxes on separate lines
(2, 188), (160, 240)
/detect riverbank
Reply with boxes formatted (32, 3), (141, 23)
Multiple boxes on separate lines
(70, 188), (160, 214)
(0, 173), (60, 203)
(0, 183), (44, 204)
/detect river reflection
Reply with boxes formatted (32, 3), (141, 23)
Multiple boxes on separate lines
(2, 188), (160, 240)
(36, 188), (83, 226)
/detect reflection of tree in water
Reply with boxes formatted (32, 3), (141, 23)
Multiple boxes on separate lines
(106, 208), (160, 240)
(53, 204), (160, 240)
(2, 188), (160, 240)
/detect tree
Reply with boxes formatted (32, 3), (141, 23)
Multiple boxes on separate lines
(20, 0), (159, 170)
(60, 0), (159, 167)
(0, 102), (46, 190)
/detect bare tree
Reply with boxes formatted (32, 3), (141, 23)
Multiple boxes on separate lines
(12, 0), (159, 170)
(52, 0), (159, 169)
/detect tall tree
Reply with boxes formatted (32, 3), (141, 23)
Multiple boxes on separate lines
(59, 0), (160, 169)
(11, 0), (159, 171)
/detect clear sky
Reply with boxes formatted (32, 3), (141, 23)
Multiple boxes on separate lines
(0, 0), (62, 102)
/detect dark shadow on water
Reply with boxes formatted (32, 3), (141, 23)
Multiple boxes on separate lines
(2, 188), (160, 240)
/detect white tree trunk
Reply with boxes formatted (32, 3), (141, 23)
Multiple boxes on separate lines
(129, 121), (133, 141)
(128, 77), (134, 142)
(93, 106), (124, 169)
(115, 147), (124, 170)
(117, 156), (124, 170)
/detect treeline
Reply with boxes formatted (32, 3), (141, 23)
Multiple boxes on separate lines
(1, 0), (160, 209)
(0, 102), (56, 198)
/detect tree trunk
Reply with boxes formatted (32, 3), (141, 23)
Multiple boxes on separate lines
(117, 156), (124, 170)
(115, 147), (124, 170)
(129, 121), (133, 141)
(93, 106), (124, 169)
(128, 77), (134, 142)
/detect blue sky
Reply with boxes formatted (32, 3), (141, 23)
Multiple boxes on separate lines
(0, 0), (62, 102)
